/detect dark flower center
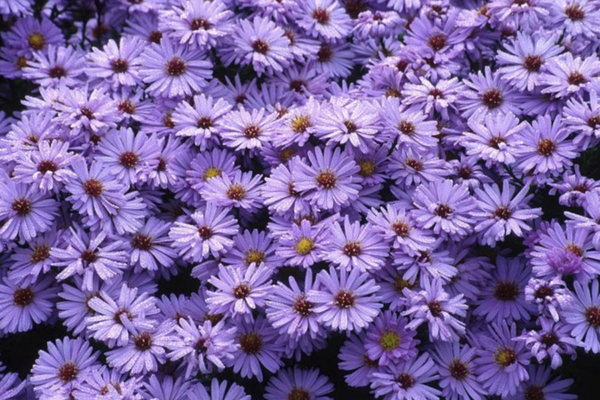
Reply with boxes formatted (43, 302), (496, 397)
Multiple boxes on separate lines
(292, 115), (311, 133)
(343, 242), (362, 257)
(58, 362), (78, 382)
(397, 373), (415, 389)
(393, 277), (415, 293)
(398, 121), (415, 135)
(316, 171), (337, 189)
(235, 94), (247, 104)
(37, 160), (59, 173)
(534, 286), (553, 299)
(49, 66), (66, 78)
(288, 182), (301, 197)
(396, 59), (409, 72)
(293, 297), (314, 316)
(317, 45), (333, 63)
(313, 8), (330, 24)
(344, 120), (357, 133)
(458, 166), (472, 179)
(28, 33), (46, 50)
(494, 281), (519, 301)
(585, 306), (600, 327)
(157, 158), (167, 172)
(290, 80), (306, 92)
(163, 113), (175, 128)
(119, 151), (139, 168)
(567, 71), (586, 85)
(111, 59), (129, 73)
(494, 347), (517, 367)
(587, 115), (600, 128)
(132, 234), (153, 251)
(197, 116), (213, 129)
(252, 40), (270, 54)
(482, 88), (503, 109)
(488, 136), (506, 149)
(13, 287), (34, 306)
(524, 385), (545, 400)
(166, 57), (187, 76)
(406, 158), (423, 171)
(345, 0), (366, 18)
(243, 124), (261, 139)
(80, 249), (99, 264)
(540, 333), (559, 347)
(239, 332), (262, 354)
(450, 360), (469, 379)
(434, 204), (453, 218)
(81, 108), (94, 120)
(429, 88), (444, 98)
(195, 338), (208, 353)
(118, 100), (135, 114)
(392, 221), (411, 237)
(565, 4), (585, 21)
(31, 245), (51, 263)
(134, 332), (153, 351)
(191, 18), (212, 30)
(233, 283), (251, 299)
(84, 179), (103, 197)
(428, 34), (447, 51)
(428, 301), (443, 317)
(494, 206), (512, 220)
(524, 55), (543, 72)
(226, 184), (246, 200)
(537, 139), (556, 156)
(288, 388), (310, 400)
(566, 243), (584, 257)
(334, 290), (355, 308)
(198, 226), (212, 240)
(418, 250), (432, 263)
(12, 198), (32, 216)
(113, 308), (132, 324)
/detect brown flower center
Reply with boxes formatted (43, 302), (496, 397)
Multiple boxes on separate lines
(317, 45), (333, 63)
(252, 40), (270, 54)
(227, 184), (246, 201)
(119, 151), (139, 168)
(111, 59), (129, 73)
(132, 234), (153, 251)
(13, 287), (34, 306)
(343, 242), (362, 257)
(334, 290), (355, 308)
(494, 281), (519, 301)
(565, 4), (585, 21)
(288, 388), (310, 400)
(293, 297), (314, 316)
(243, 124), (261, 139)
(585, 306), (600, 327)
(567, 71), (586, 85)
(239, 332), (262, 354)
(428, 34), (447, 51)
(49, 66), (66, 78)
(482, 88), (503, 109)
(198, 226), (212, 240)
(313, 8), (330, 24)
(450, 360), (469, 379)
(428, 301), (443, 317)
(30, 245), (51, 263)
(434, 204), (453, 218)
(233, 283), (251, 299)
(494, 206), (512, 220)
(316, 171), (337, 189)
(197, 116), (213, 129)
(524, 385), (545, 400)
(191, 18), (212, 30)
(537, 139), (556, 156)
(12, 198), (31, 216)
(398, 120), (415, 135)
(166, 57), (187, 76)
(397, 373), (415, 389)
(134, 332), (153, 351)
(58, 362), (78, 382)
(37, 160), (59, 173)
(523, 55), (543, 72)
(84, 179), (103, 197)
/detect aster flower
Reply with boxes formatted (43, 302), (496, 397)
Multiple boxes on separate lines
(364, 310), (418, 366)
(525, 277), (573, 322)
(321, 216), (388, 272)
(275, 220), (329, 268)
(562, 279), (600, 353)
(371, 353), (441, 400)
(229, 316), (284, 382)
(380, 99), (439, 151)
(386, 147), (449, 188)
(187, 378), (250, 400)
(220, 106), (280, 151)
(30, 337), (99, 394)
(7, 228), (60, 285)
(338, 331), (381, 387)
(550, 165), (599, 206)
(403, 277), (468, 342)
(77, 368), (142, 400)
(516, 115), (578, 175)
(518, 318), (578, 369)
(296, 0), (351, 42)
(22, 45), (85, 87)
(506, 365), (577, 400)
(2, 16), (64, 57)
(473, 321), (530, 397)
(57, 277), (109, 335)
(265, 367), (334, 400)
(293, 147), (361, 211)
(565, 189), (600, 248)
(201, 170), (263, 211)
(540, 52), (600, 98)
(314, 41), (355, 78)
(139, 37), (212, 98)
(173, 94), (232, 149)
(308, 266), (382, 332)
(551, 0), (600, 40)
(432, 342), (487, 400)
(488, 0), (551, 29)
(402, 77), (463, 120)
(0, 176), (58, 243)
(206, 262), (272, 317)
(0, 275), (57, 333)
(262, 158), (311, 217)
(218, 228), (279, 269)
(129, 217), (177, 272)
(405, 11), (466, 56)
(86, 36), (144, 88)
(223, 16), (291, 77)
(474, 256), (533, 323)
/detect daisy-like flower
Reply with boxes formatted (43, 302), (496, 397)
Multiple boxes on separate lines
(223, 229), (278, 271)
(461, 111), (527, 167)
(506, 364), (577, 400)
(57, 277), (108, 335)
(308, 266), (382, 332)
(186, 148), (236, 193)
(294, 147), (360, 211)
(0, 372), (26, 400)
(31, 337), (99, 395)
(266, 270), (322, 339)
(173, 94), (232, 149)
(0, 176), (58, 243)
(296, 0), (352, 42)
(473, 322), (530, 398)
(206, 262), (272, 317)
(22, 45), (85, 87)
(405, 11), (466, 56)
(160, 0), (233, 49)
(525, 277), (572, 322)
(262, 158), (311, 217)
(230, 316), (284, 382)
(86, 284), (160, 347)
(275, 220), (328, 268)
(322, 216), (388, 272)
(380, 100), (438, 151)
(432, 342), (487, 400)
(223, 16), (291, 76)
(186, 378), (251, 400)
(86, 36), (144, 88)
(474, 256), (533, 323)
(77, 368), (142, 400)
(0, 275), (57, 333)
(201, 170), (263, 211)
(364, 310), (419, 366)
(386, 147), (449, 189)
(167, 318), (238, 377)
(3, 16), (64, 57)
(51, 227), (128, 291)
(402, 77), (463, 120)
(496, 32), (563, 91)
(412, 179), (476, 239)
(403, 278), (468, 342)
(487, 0), (551, 29)
(264, 367), (334, 400)
(551, 0), (600, 39)
(563, 279), (600, 353)
(566, 189), (600, 248)
(516, 115), (578, 175)
(472, 180), (542, 246)
(7, 228), (60, 285)
(220, 107), (280, 151)
(540, 52), (600, 98)
(169, 203), (238, 262)
(563, 90), (600, 148)
(139, 37), (212, 98)
(518, 318), (578, 369)
(272, 97), (321, 148)
(129, 217), (177, 272)
(371, 353), (441, 400)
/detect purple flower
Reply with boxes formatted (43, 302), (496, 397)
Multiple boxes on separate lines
(201, 170), (263, 211)
(562, 279), (600, 353)
(540, 52), (600, 98)
(129, 217), (177, 272)
(565, 188), (600, 248)
(173, 94), (232, 149)
(525, 277), (573, 322)
(371, 353), (441, 400)
(505, 364), (576, 400)
(220, 107), (280, 151)
(3, 16), (64, 57)
(517, 318), (578, 369)
(295, 0), (352, 42)
(364, 310), (418, 366)
(432, 342), (487, 400)
(275, 219), (328, 268)
(86, 37), (144, 88)
(265, 367), (334, 400)
(0, 275), (57, 333)
(22, 45), (85, 87)
(186, 378), (250, 400)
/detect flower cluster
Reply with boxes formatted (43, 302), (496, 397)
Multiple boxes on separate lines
(0, 0), (599, 399)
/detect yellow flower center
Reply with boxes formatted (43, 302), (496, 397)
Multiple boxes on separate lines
(28, 33), (45, 50)
(203, 167), (222, 181)
(296, 238), (315, 256)
(379, 331), (400, 351)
